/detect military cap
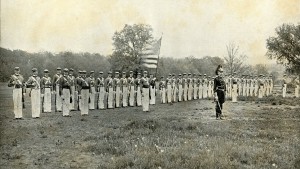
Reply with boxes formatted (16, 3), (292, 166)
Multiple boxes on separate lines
(283, 74), (286, 76)
(233, 72), (237, 74)
(14, 67), (20, 70)
(183, 73), (187, 75)
(63, 68), (69, 72)
(108, 71), (112, 74)
(115, 71), (119, 74)
(44, 69), (49, 73)
(161, 76), (164, 78)
(199, 74), (202, 76)
(99, 71), (103, 74)
(188, 73), (191, 75)
(169, 73), (172, 76)
(122, 72), (126, 74)
(129, 71), (133, 73)
(82, 70), (87, 74)
(203, 74), (207, 76)
(178, 74), (182, 76)
(32, 68), (37, 72)
(172, 74), (175, 76)
(137, 72), (141, 75)
(270, 75), (272, 77)
(143, 71), (147, 73)
(208, 76), (211, 78)
(69, 68), (74, 71)
(90, 71), (94, 73)
(193, 73), (196, 75)
(57, 67), (61, 70)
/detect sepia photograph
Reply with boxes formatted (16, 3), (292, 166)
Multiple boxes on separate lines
(0, 0), (299, 168)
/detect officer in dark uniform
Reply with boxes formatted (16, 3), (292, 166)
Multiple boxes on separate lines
(213, 65), (226, 120)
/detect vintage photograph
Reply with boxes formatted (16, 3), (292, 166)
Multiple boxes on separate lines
(0, 0), (299, 168)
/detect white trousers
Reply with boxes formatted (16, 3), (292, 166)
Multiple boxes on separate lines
(81, 89), (89, 115)
(108, 87), (114, 109)
(167, 84), (172, 103)
(115, 86), (121, 108)
(150, 87), (155, 105)
(89, 87), (95, 110)
(44, 88), (51, 112)
(258, 86), (263, 98)
(188, 85), (193, 100)
(62, 89), (70, 116)
(178, 85), (183, 102)
(136, 87), (142, 106)
(183, 86), (188, 101)
(282, 84), (287, 98)
(13, 88), (22, 118)
(198, 85), (203, 99)
(129, 86), (135, 106)
(31, 89), (41, 118)
(142, 88), (150, 112)
(193, 85), (198, 99)
(203, 85), (207, 98)
(232, 84), (237, 102)
(98, 87), (105, 109)
(69, 86), (75, 110)
(160, 88), (166, 103)
(122, 86), (128, 107)
(56, 85), (62, 111)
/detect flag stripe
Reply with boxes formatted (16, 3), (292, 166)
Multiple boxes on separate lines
(141, 55), (159, 59)
(142, 59), (158, 64)
(142, 63), (157, 69)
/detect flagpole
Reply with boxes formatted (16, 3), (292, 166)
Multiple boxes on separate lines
(155, 33), (163, 78)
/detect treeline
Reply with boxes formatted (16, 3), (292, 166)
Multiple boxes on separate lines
(0, 48), (111, 81)
(0, 48), (227, 81)
(0, 47), (278, 82)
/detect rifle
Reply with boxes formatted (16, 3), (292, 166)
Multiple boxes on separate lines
(22, 93), (25, 109)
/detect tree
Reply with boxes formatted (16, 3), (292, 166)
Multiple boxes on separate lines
(254, 64), (268, 75)
(110, 24), (154, 73)
(266, 23), (300, 74)
(223, 43), (248, 75)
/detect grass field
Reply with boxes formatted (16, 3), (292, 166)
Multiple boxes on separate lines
(0, 83), (299, 169)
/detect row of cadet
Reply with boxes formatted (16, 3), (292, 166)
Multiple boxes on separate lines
(8, 67), (299, 119)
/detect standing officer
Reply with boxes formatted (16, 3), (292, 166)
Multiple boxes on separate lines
(149, 73), (156, 105)
(96, 71), (106, 109)
(159, 76), (166, 103)
(141, 71), (150, 112)
(128, 71), (135, 106)
(177, 74), (183, 102)
(121, 72), (129, 107)
(254, 75), (259, 97)
(53, 67), (62, 112)
(78, 70), (90, 115)
(59, 68), (72, 117)
(214, 65), (226, 120)
(40, 69), (52, 113)
(166, 74), (172, 103)
(207, 76), (212, 98)
(8, 67), (25, 119)
(183, 73), (188, 101)
(135, 72), (142, 106)
(69, 68), (75, 111)
(114, 72), (121, 108)
(105, 71), (114, 109)
(26, 68), (41, 118)
(269, 75), (273, 95)
(88, 71), (96, 110)
(231, 72), (238, 102)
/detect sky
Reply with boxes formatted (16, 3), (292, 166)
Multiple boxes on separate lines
(1, 0), (299, 65)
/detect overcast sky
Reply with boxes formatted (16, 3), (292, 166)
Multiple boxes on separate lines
(1, 0), (299, 65)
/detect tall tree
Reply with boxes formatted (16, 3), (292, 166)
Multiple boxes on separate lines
(223, 43), (248, 75)
(110, 24), (154, 73)
(266, 23), (300, 74)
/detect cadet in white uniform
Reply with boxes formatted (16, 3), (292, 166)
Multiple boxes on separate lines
(69, 68), (75, 111)
(88, 71), (96, 110)
(121, 72), (129, 107)
(128, 71), (135, 107)
(59, 68), (72, 117)
(114, 72), (121, 108)
(135, 73), (142, 106)
(53, 67), (62, 112)
(78, 70), (90, 115)
(105, 71), (114, 109)
(166, 74), (172, 103)
(149, 73), (156, 105)
(141, 71), (150, 112)
(96, 71), (106, 109)
(177, 74), (183, 102)
(159, 76), (166, 103)
(202, 74), (208, 99)
(282, 74), (287, 98)
(8, 67), (25, 119)
(41, 69), (52, 113)
(26, 68), (41, 118)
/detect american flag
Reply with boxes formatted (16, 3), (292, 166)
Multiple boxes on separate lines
(140, 37), (162, 69)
